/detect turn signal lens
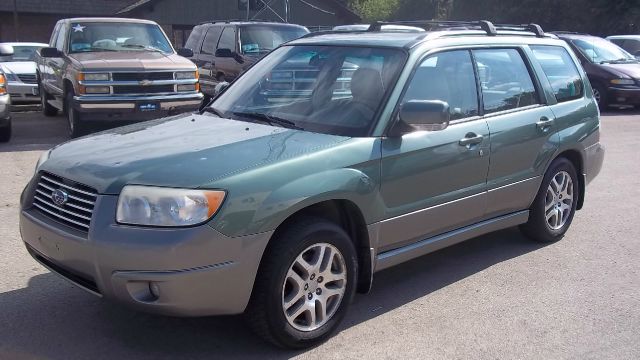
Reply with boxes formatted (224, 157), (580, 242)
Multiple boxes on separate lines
(610, 78), (635, 85)
(0, 74), (5, 94)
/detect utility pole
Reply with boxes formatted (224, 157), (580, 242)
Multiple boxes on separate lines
(246, 0), (250, 21)
(284, 0), (289, 23)
(13, 0), (19, 41)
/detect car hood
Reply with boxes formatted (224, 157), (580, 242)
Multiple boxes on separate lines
(69, 51), (195, 71)
(0, 61), (36, 74)
(600, 63), (640, 78)
(41, 114), (351, 194)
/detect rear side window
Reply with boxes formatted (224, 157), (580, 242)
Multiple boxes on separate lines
(402, 50), (479, 120)
(185, 25), (205, 51)
(200, 27), (222, 55)
(473, 48), (539, 114)
(530, 45), (584, 103)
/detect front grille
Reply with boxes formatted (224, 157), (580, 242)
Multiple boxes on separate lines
(17, 74), (37, 84)
(32, 172), (97, 232)
(112, 84), (175, 94)
(112, 72), (174, 81)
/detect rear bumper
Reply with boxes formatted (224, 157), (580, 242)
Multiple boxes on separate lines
(19, 191), (272, 317)
(7, 82), (40, 104)
(73, 92), (204, 121)
(584, 141), (605, 185)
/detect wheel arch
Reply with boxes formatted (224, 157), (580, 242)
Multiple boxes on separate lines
(552, 149), (585, 210)
(265, 199), (374, 294)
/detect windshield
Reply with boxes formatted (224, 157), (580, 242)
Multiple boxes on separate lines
(68, 22), (173, 54)
(210, 45), (406, 137)
(0, 45), (44, 62)
(572, 37), (636, 63)
(239, 26), (309, 55)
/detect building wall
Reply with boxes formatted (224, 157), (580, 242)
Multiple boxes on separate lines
(0, 12), (59, 43)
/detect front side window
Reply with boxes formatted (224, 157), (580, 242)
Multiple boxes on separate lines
(531, 45), (584, 103)
(571, 37), (637, 64)
(56, 25), (67, 52)
(402, 50), (479, 120)
(211, 45), (406, 137)
(217, 27), (236, 51)
(239, 26), (308, 55)
(67, 22), (173, 54)
(201, 27), (222, 55)
(473, 48), (540, 114)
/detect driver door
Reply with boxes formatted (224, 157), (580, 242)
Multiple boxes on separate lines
(378, 50), (490, 251)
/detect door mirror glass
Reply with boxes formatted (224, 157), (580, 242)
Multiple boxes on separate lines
(40, 47), (62, 58)
(0, 44), (14, 56)
(213, 81), (230, 96)
(399, 100), (450, 131)
(176, 48), (194, 57)
(215, 48), (234, 58)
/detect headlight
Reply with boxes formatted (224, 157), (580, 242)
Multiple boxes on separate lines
(116, 185), (226, 227)
(79, 73), (110, 81)
(177, 84), (197, 92)
(610, 78), (635, 85)
(35, 149), (51, 174)
(175, 71), (198, 80)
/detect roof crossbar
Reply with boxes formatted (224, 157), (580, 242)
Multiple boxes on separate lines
(366, 20), (547, 38)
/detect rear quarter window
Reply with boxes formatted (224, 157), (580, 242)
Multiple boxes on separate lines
(530, 45), (584, 103)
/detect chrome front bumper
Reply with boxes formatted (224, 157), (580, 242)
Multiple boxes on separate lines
(7, 81), (40, 104)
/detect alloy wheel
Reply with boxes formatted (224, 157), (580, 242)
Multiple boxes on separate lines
(544, 170), (574, 230)
(282, 243), (347, 332)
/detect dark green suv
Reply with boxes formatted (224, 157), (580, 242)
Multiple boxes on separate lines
(20, 21), (604, 349)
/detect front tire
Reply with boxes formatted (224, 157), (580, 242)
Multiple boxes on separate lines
(520, 158), (579, 243)
(66, 90), (87, 138)
(245, 217), (357, 349)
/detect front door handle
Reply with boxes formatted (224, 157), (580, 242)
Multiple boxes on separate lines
(458, 133), (484, 147)
(536, 117), (554, 131)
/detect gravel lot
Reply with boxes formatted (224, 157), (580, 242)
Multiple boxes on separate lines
(0, 109), (638, 359)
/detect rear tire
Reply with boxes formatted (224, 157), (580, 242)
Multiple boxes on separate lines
(66, 90), (87, 138)
(40, 84), (58, 117)
(245, 217), (357, 349)
(0, 120), (11, 142)
(520, 157), (579, 243)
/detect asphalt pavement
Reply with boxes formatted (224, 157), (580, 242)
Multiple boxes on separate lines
(0, 109), (638, 359)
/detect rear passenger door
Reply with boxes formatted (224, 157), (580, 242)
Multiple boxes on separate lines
(473, 48), (558, 218)
(379, 50), (490, 251)
(196, 26), (222, 96)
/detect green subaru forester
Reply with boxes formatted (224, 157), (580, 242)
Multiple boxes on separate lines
(20, 21), (604, 348)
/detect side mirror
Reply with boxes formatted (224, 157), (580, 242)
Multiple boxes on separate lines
(0, 44), (14, 56)
(213, 81), (230, 96)
(39, 47), (63, 58)
(176, 48), (194, 57)
(215, 48), (234, 58)
(397, 100), (450, 132)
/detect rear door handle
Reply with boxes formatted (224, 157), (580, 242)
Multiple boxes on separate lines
(536, 117), (554, 131)
(459, 133), (484, 147)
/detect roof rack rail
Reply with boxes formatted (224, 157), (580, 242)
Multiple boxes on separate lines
(367, 20), (547, 37)
(197, 19), (275, 25)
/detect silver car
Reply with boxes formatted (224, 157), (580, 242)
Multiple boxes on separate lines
(0, 44), (12, 142)
(0, 42), (48, 104)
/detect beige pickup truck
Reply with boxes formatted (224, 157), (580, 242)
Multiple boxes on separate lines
(38, 18), (203, 137)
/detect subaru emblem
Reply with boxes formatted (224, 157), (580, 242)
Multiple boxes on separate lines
(51, 189), (69, 206)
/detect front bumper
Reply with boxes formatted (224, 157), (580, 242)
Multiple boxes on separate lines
(0, 94), (10, 122)
(7, 82), (40, 104)
(19, 191), (272, 317)
(72, 92), (204, 121)
(606, 86), (640, 105)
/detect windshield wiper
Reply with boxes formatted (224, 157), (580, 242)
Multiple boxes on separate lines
(121, 44), (164, 52)
(601, 58), (635, 64)
(231, 111), (303, 130)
